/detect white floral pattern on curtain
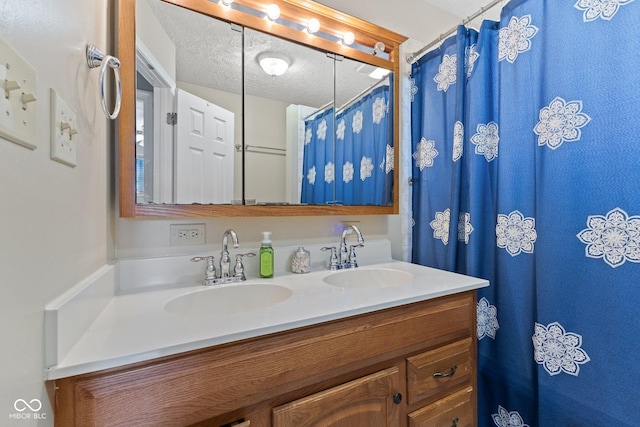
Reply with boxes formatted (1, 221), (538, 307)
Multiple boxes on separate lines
(302, 83), (394, 205)
(411, 0), (640, 425)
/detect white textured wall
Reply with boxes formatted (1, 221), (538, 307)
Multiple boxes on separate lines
(0, 0), (109, 425)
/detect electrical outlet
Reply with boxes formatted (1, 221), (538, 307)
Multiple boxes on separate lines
(170, 223), (206, 246)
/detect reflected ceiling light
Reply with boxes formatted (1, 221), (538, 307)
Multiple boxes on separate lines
(368, 67), (391, 79)
(266, 4), (281, 21)
(307, 18), (320, 34)
(342, 31), (355, 46)
(220, 0), (234, 6)
(258, 52), (290, 76)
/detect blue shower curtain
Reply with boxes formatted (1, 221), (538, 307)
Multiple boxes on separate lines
(301, 107), (334, 205)
(411, 1), (640, 426)
(302, 83), (393, 205)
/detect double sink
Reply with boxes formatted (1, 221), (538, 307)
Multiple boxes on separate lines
(165, 267), (414, 316)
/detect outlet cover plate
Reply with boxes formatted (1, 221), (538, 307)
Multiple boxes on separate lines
(50, 88), (77, 167)
(0, 36), (38, 149)
(170, 223), (206, 246)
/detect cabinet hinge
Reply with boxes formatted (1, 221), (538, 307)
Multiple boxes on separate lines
(166, 112), (177, 125)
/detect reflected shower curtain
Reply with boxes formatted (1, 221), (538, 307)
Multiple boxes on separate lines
(411, 1), (640, 426)
(301, 82), (393, 205)
(301, 107), (334, 204)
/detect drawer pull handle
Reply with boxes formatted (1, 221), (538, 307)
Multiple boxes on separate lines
(451, 417), (459, 427)
(392, 392), (403, 404)
(433, 364), (457, 378)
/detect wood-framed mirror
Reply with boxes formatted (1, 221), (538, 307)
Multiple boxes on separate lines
(116, 0), (407, 218)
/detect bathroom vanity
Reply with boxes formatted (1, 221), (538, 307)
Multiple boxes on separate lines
(53, 292), (475, 426)
(46, 250), (488, 427)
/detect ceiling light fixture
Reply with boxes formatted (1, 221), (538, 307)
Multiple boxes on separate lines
(258, 52), (290, 76)
(266, 4), (280, 21)
(342, 31), (355, 46)
(307, 18), (320, 34)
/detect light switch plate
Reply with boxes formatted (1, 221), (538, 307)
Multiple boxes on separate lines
(50, 88), (77, 167)
(0, 36), (38, 149)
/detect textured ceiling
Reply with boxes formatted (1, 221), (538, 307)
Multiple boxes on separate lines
(420, 0), (497, 19)
(314, 0), (503, 44)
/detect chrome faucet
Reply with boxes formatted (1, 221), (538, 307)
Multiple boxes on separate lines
(192, 229), (254, 285)
(340, 224), (364, 268)
(220, 229), (239, 279)
(322, 225), (365, 270)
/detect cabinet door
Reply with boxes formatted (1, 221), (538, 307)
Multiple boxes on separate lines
(272, 367), (401, 427)
(408, 386), (473, 427)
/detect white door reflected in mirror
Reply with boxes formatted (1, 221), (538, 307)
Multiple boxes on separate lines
(175, 89), (234, 204)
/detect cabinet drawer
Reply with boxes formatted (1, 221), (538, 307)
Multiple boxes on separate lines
(408, 386), (473, 427)
(407, 338), (472, 404)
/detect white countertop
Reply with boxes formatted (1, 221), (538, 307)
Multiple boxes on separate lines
(45, 260), (488, 380)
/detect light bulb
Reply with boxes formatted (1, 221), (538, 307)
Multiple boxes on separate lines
(373, 42), (385, 55)
(307, 18), (320, 34)
(220, 0), (234, 6)
(266, 4), (280, 21)
(342, 31), (355, 46)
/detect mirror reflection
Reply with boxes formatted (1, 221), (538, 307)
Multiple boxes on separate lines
(243, 28), (334, 205)
(136, 0), (242, 205)
(134, 0), (394, 207)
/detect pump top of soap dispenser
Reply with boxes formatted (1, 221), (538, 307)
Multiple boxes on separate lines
(261, 231), (272, 246)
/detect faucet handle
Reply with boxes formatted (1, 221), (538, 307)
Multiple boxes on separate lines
(348, 244), (364, 268)
(191, 256), (217, 285)
(321, 246), (340, 271)
(234, 252), (256, 281)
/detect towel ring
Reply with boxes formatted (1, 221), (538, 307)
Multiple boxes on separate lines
(86, 44), (122, 120)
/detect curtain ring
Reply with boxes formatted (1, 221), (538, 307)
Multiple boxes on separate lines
(86, 44), (122, 120)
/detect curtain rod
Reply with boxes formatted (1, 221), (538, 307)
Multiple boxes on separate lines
(304, 75), (390, 121)
(304, 101), (334, 121)
(336, 75), (389, 115)
(406, 0), (503, 64)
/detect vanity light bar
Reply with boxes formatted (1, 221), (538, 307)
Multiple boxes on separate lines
(227, 0), (388, 57)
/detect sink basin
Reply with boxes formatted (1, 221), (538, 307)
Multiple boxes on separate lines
(165, 284), (292, 316)
(323, 268), (413, 289)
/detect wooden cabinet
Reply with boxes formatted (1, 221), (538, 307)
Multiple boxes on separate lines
(273, 367), (401, 427)
(51, 291), (477, 427)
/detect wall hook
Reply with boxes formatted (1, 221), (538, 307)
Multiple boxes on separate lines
(86, 44), (122, 120)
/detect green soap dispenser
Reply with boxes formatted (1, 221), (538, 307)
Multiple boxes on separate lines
(259, 231), (274, 278)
